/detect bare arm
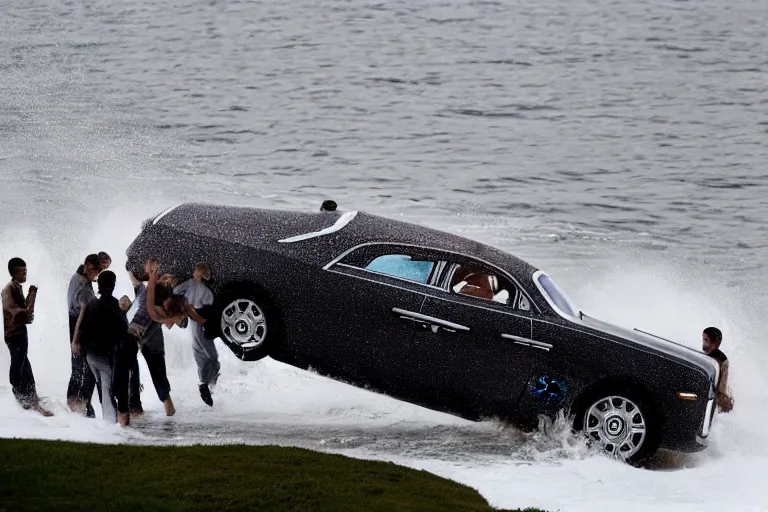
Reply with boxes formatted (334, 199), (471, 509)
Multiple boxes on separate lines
(144, 261), (167, 323)
(716, 361), (734, 412)
(71, 303), (87, 355)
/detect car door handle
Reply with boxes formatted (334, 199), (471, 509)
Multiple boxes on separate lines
(501, 333), (553, 351)
(392, 308), (471, 333)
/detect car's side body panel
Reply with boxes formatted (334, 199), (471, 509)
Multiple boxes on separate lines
(126, 203), (719, 455)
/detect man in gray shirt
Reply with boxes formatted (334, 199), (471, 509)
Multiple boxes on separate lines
(174, 263), (218, 407)
(66, 254), (101, 417)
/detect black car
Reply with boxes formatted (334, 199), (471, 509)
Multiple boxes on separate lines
(127, 203), (721, 463)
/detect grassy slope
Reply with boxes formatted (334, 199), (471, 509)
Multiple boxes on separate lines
(0, 439), (545, 512)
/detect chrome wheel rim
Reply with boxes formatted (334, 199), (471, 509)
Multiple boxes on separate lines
(584, 396), (647, 459)
(221, 299), (267, 349)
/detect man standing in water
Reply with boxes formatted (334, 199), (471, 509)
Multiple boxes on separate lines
(66, 254), (101, 417)
(174, 263), (218, 407)
(702, 326), (734, 413)
(71, 270), (127, 424)
(2, 258), (52, 416)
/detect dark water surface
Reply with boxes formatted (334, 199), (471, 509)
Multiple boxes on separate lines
(2, 0), (766, 285)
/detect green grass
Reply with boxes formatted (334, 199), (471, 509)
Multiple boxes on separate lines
(0, 439), (545, 512)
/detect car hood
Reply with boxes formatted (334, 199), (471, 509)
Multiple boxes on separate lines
(579, 313), (720, 385)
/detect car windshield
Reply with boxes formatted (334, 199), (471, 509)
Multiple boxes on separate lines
(536, 272), (579, 318)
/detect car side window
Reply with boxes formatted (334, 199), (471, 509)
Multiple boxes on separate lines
(449, 264), (529, 311)
(364, 254), (435, 284)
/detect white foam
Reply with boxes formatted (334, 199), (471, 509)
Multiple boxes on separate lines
(1, 213), (767, 511)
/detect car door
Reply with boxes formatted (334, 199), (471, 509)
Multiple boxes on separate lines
(315, 245), (441, 400)
(415, 258), (547, 420)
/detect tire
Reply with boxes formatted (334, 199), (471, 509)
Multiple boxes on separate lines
(573, 388), (660, 464)
(210, 288), (275, 362)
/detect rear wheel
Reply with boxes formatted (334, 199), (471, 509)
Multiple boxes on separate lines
(212, 290), (274, 361)
(576, 391), (659, 464)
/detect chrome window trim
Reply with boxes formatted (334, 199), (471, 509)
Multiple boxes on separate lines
(323, 241), (541, 314)
(152, 203), (184, 225)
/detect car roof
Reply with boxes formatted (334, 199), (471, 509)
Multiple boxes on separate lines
(158, 202), (540, 285)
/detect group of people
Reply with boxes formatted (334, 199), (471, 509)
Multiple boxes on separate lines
(2, 253), (221, 424)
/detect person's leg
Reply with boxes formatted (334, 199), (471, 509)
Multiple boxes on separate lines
(86, 354), (103, 418)
(19, 352), (38, 406)
(83, 356), (97, 418)
(67, 315), (94, 416)
(125, 327), (143, 414)
(7, 334), (32, 408)
(8, 333), (50, 416)
(192, 322), (219, 385)
(66, 316), (80, 408)
(112, 346), (130, 415)
(72, 354), (96, 417)
(129, 356), (143, 413)
(192, 322), (219, 406)
(103, 364), (116, 423)
(88, 354), (116, 424)
(140, 328), (172, 413)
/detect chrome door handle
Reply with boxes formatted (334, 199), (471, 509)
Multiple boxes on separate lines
(501, 333), (552, 351)
(392, 308), (470, 333)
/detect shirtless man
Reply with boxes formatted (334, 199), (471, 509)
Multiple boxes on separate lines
(2, 258), (52, 416)
(702, 327), (734, 413)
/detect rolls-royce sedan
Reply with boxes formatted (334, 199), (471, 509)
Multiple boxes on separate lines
(126, 203), (721, 463)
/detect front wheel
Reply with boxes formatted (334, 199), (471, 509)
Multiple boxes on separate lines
(210, 291), (274, 361)
(577, 393), (659, 464)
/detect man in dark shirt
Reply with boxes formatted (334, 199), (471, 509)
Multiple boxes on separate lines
(702, 326), (734, 413)
(72, 271), (127, 424)
(2, 258), (52, 416)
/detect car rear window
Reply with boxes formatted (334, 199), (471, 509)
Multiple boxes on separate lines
(365, 254), (435, 284)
